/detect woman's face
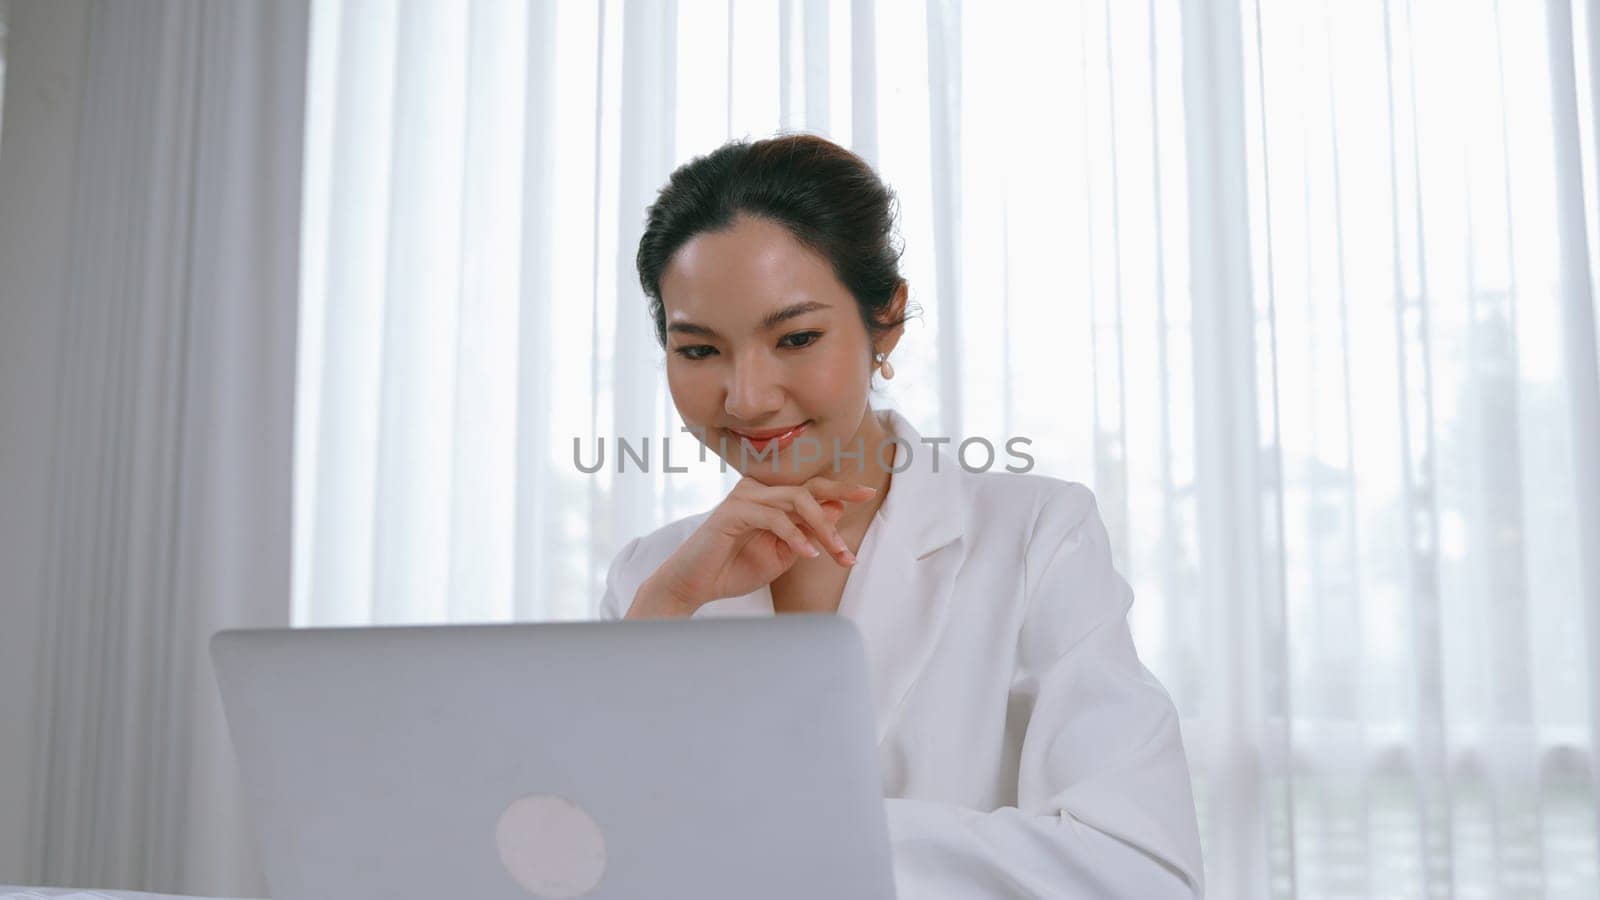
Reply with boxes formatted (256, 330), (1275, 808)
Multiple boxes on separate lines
(659, 214), (896, 486)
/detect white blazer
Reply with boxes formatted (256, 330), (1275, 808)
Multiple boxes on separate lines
(598, 408), (1205, 898)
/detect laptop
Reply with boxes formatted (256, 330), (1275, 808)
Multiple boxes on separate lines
(210, 615), (898, 900)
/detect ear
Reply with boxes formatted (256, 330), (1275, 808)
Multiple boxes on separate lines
(872, 280), (908, 358)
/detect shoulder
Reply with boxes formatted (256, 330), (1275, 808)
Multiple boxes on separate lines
(956, 467), (1100, 547)
(945, 469), (1121, 666)
(944, 467), (1106, 598)
(597, 510), (710, 619)
(975, 474), (1126, 666)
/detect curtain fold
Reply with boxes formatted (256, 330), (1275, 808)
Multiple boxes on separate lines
(296, 0), (1600, 896)
(1548, 0), (1600, 866)
(1180, 0), (1280, 894)
(0, 0), (308, 894)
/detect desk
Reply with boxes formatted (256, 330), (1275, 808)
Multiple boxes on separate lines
(1, 888), (258, 900)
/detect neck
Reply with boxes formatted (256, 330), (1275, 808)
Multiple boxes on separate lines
(833, 408), (895, 534)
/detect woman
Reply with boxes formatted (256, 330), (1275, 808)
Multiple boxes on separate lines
(598, 133), (1204, 898)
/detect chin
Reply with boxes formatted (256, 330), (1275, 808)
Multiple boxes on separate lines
(743, 456), (825, 487)
(733, 457), (804, 484)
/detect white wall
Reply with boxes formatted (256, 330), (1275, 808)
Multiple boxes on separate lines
(0, 0), (91, 881)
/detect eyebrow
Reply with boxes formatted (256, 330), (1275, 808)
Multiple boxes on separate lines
(666, 301), (832, 339)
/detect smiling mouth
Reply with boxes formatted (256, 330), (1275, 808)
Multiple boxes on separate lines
(726, 421), (811, 449)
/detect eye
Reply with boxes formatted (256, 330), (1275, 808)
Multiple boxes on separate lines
(779, 330), (823, 350)
(674, 345), (718, 361)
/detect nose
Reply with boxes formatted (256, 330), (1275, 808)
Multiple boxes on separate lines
(724, 349), (785, 422)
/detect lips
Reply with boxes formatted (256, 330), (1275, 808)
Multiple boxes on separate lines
(727, 421), (810, 453)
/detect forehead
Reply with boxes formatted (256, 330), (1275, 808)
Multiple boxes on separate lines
(659, 216), (847, 320)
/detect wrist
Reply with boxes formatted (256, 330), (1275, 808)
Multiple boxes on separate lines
(627, 573), (701, 619)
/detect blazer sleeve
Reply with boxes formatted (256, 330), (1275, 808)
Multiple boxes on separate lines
(883, 485), (1205, 899)
(596, 535), (643, 621)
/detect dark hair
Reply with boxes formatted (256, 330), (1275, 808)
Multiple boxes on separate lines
(635, 132), (917, 356)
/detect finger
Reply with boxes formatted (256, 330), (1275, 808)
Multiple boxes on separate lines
(790, 491), (852, 565)
(751, 504), (820, 560)
(737, 484), (852, 566)
(716, 496), (810, 557)
(737, 477), (874, 510)
(799, 476), (880, 503)
(780, 510), (853, 570)
(729, 483), (862, 568)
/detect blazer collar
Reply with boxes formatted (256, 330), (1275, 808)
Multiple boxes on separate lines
(870, 406), (965, 558)
(695, 406), (969, 745)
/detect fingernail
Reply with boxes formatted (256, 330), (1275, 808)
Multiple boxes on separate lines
(804, 541), (820, 557)
(843, 551), (857, 565)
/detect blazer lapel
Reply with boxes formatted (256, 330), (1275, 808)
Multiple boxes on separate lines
(836, 408), (967, 746)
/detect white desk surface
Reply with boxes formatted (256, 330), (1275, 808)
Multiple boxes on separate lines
(1, 887), (259, 900)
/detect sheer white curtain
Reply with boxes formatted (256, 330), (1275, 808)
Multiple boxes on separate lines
(296, 0), (1600, 896)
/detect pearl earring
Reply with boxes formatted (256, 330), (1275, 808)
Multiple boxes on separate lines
(876, 352), (895, 380)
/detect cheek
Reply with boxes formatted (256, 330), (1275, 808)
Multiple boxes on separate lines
(666, 363), (719, 420)
(794, 340), (869, 407)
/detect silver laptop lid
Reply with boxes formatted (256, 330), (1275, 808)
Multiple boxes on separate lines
(211, 615), (897, 900)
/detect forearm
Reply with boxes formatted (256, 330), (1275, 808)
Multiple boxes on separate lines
(884, 798), (1199, 900)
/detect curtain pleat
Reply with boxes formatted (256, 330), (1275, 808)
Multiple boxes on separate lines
(925, 0), (962, 441)
(1180, 2), (1279, 896)
(849, 0), (876, 166)
(1548, 0), (1600, 877)
(1379, 0), (1456, 892)
(514, 0), (556, 622)
(802, 0), (830, 133)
